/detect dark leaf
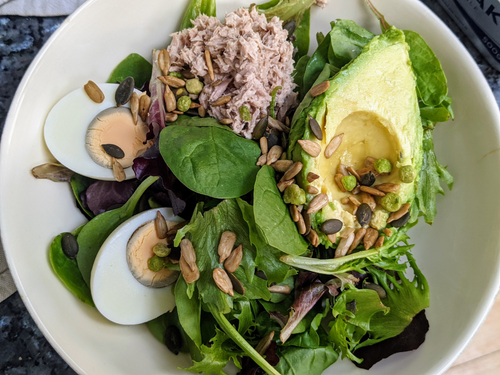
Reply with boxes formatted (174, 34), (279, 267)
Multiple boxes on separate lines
(85, 180), (138, 216)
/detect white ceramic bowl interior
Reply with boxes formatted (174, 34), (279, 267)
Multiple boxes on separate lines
(1, 0), (500, 374)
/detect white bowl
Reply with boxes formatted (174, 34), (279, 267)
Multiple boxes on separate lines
(1, 0), (499, 374)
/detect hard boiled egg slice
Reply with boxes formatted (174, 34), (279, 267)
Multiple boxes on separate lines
(91, 208), (183, 325)
(44, 83), (148, 181)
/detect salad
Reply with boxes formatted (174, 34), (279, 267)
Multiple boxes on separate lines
(33, 0), (454, 374)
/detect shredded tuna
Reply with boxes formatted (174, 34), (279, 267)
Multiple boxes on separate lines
(168, 8), (297, 138)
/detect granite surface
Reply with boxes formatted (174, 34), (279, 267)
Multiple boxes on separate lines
(1, 1), (500, 374)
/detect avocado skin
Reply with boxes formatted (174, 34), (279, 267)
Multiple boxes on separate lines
(291, 28), (423, 244)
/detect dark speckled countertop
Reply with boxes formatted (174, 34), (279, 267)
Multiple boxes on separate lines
(1, 1), (499, 374)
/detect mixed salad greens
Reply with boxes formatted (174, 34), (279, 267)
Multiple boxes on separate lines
(39, 0), (454, 374)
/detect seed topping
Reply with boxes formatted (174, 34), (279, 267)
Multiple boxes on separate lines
(298, 140), (321, 157)
(308, 115), (323, 140)
(325, 133), (344, 158)
(154, 211), (168, 239)
(306, 193), (329, 214)
(115, 77), (135, 107)
(83, 80), (105, 103)
(224, 244), (243, 273)
(310, 80), (330, 97)
(320, 219), (343, 235)
(102, 144), (125, 159)
(213, 268), (234, 297)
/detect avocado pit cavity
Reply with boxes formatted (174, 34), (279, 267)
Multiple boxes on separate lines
(85, 107), (153, 169)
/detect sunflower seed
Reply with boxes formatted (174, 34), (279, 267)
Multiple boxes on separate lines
(158, 75), (186, 88)
(340, 227), (355, 239)
(306, 185), (319, 194)
(334, 173), (347, 192)
(283, 19), (297, 37)
(348, 196), (361, 207)
(164, 85), (176, 112)
(364, 156), (377, 169)
(307, 229), (319, 247)
(356, 203), (372, 226)
(268, 116), (286, 132)
(260, 137), (268, 154)
(211, 79), (222, 87)
(205, 49), (215, 81)
(361, 192), (376, 211)
(155, 211), (168, 239)
(277, 179), (294, 192)
(198, 105), (206, 117)
(190, 102), (201, 109)
(307, 193), (329, 214)
(102, 144), (125, 159)
(180, 255), (200, 283)
(228, 272), (245, 295)
(252, 116), (268, 139)
(327, 233), (337, 244)
(374, 183), (400, 193)
(61, 232), (79, 259)
(389, 212), (410, 228)
(360, 171), (376, 187)
(307, 172), (320, 182)
(181, 70), (195, 79)
(310, 80), (330, 97)
(359, 186), (385, 196)
(341, 197), (350, 205)
(266, 145), (283, 165)
(320, 219), (343, 235)
(220, 118), (233, 125)
(335, 232), (355, 258)
(256, 331), (275, 355)
(347, 166), (360, 181)
(375, 236), (385, 248)
(383, 228), (392, 237)
(272, 160), (294, 173)
(348, 228), (367, 254)
(363, 228), (378, 250)
(256, 154), (267, 166)
(282, 162), (303, 181)
(158, 49), (171, 76)
(129, 92), (139, 124)
(337, 164), (349, 176)
(115, 76), (135, 106)
(213, 268), (234, 297)
(298, 140), (321, 157)
(180, 238), (197, 272)
(290, 205), (300, 222)
(164, 325), (182, 355)
(325, 133), (344, 158)
(211, 95), (231, 107)
(217, 231), (236, 263)
(224, 244), (243, 273)
(302, 211), (312, 236)
(363, 282), (387, 299)
(139, 95), (151, 122)
(173, 110), (184, 115)
(387, 203), (411, 223)
(111, 158), (125, 182)
(308, 115), (323, 140)
(296, 213), (306, 234)
(268, 285), (291, 294)
(165, 113), (178, 122)
(84, 80), (105, 103)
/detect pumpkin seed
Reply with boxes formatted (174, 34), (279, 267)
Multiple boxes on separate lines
(253, 116), (268, 139)
(228, 272), (245, 295)
(213, 268), (234, 297)
(283, 19), (297, 38)
(363, 281), (387, 299)
(265, 132), (280, 150)
(155, 211), (168, 239)
(83, 80), (105, 103)
(224, 244), (243, 273)
(308, 115), (323, 140)
(389, 211), (410, 228)
(320, 219), (343, 235)
(164, 325), (182, 355)
(356, 203), (372, 226)
(115, 76), (135, 107)
(101, 144), (125, 159)
(61, 232), (79, 259)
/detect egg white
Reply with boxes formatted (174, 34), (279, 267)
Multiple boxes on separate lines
(44, 83), (144, 181)
(90, 208), (184, 325)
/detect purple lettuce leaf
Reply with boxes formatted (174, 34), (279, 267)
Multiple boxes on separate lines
(280, 282), (327, 343)
(85, 180), (138, 216)
(147, 49), (166, 138)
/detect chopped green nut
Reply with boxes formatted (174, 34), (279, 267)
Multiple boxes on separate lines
(399, 165), (415, 183)
(169, 72), (184, 79)
(380, 192), (403, 212)
(177, 95), (192, 112)
(148, 255), (164, 272)
(374, 158), (392, 174)
(153, 243), (171, 257)
(239, 105), (252, 122)
(341, 175), (357, 191)
(185, 78), (204, 95)
(283, 184), (306, 205)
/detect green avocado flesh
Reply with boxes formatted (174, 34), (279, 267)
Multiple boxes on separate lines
(293, 28), (423, 243)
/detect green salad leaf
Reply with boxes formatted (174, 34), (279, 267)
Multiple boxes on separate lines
(180, 0), (216, 31)
(293, 7), (311, 61)
(328, 20), (375, 69)
(70, 174), (95, 218)
(160, 119), (261, 199)
(107, 53), (152, 89)
(275, 345), (339, 375)
(175, 275), (202, 348)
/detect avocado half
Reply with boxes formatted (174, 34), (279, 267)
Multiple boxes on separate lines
(293, 28), (423, 245)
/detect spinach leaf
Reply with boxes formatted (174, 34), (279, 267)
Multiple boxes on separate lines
(257, 0), (315, 23)
(175, 275), (202, 347)
(237, 198), (296, 285)
(328, 20), (375, 69)
(253, 166), (308, 256)
(275, 345), (338, 375)
(76, 176), (158, 286)
(293, 55), (310, 90)
(160, 122), (261, 199)
(107, 53), (152, 89)
(180, 0), (216, 30)
(301, 32), (332, 98)
(404, 30), (448, 107)
(147, 307), (190, 354)
(70, 173), (95, 218)
(293, 7), (310, 62)
(49, 229), (94, 307)
(356, 253), (429, 349)
(414, 130), (453, 224)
